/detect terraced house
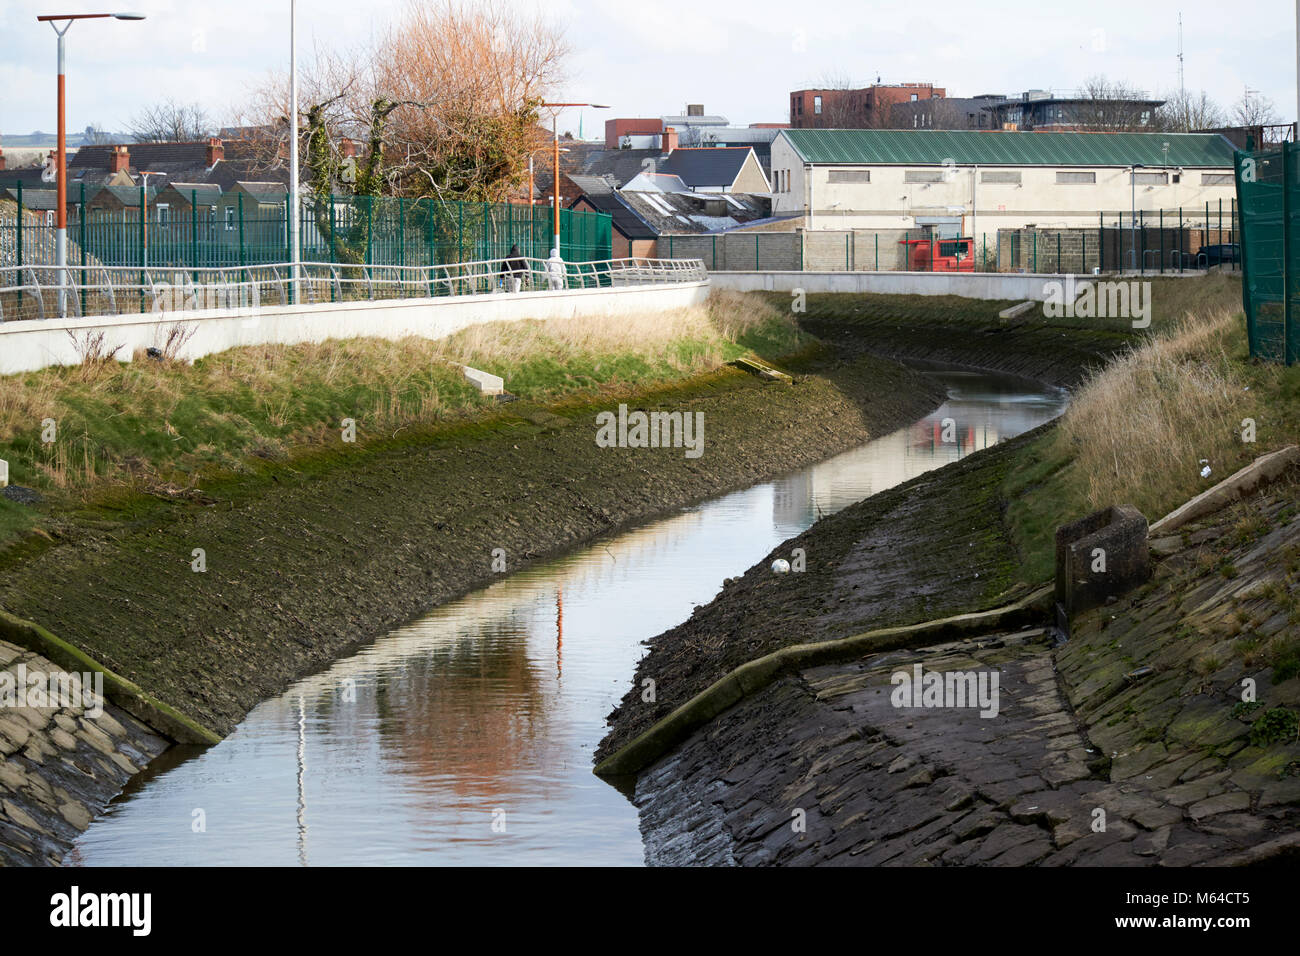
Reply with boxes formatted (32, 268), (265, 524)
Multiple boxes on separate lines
(769, 128), (1239, 247)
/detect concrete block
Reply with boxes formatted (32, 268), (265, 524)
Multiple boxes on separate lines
(0, 459), (7, 488)
(457, 364), (504, 396)
(998, 301), (1037, 320)
(1149, 445), (1300, 536)
(1055, 505), (1150, 617)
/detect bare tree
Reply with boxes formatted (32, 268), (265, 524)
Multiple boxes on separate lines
(1073, 76), (1156, 131)
(887, 96), (971, 130)
(807, 71), (871, 128)
(1231, 89), (1280, 127)
(82, 124), (115, 145)
(235, 0), (568, 203)
(378, 0), (569, 200)
(128, 98), (213, 142)
(1153, 89), (1226, 132)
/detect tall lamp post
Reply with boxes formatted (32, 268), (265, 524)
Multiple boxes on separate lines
(37, 11), (146, 316)
(288, 0), (299, 303)
(138, 169), (163, 270)
(539, 102), (608, 257)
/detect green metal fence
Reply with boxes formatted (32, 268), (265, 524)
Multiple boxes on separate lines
(1236, 142), (1297, 365)
(0, 186), (612, 271)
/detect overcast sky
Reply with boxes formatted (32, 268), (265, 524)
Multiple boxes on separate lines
(0, 0), (1294, 139)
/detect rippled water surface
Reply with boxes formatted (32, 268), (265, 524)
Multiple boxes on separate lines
(70, 366), (1067, 866)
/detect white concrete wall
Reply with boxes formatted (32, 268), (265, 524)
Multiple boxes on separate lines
(708, 270), (1199, 302)
(0, 281), (711, 376)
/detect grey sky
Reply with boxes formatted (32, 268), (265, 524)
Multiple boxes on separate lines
(0, 0), (1294, 139)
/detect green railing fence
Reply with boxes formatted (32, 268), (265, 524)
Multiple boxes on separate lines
(1236, 143), (1297, 365)
(0, 186), (612, 272)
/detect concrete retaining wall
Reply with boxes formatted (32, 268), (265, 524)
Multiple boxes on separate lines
(709, 270), (1093, 302)
(0, 280), (712, 375)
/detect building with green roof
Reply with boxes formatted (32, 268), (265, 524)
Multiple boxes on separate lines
(769, 128), (1238, 246)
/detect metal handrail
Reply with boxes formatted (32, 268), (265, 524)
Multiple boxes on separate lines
(0, 257), (709, 323)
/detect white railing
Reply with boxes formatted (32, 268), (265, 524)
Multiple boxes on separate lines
(0, 257), (709, 323)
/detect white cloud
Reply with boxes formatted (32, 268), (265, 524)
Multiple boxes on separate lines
(0, 0), (1292, 138)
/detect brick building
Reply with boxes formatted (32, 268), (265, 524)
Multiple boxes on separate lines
(790, 83), (946, 129)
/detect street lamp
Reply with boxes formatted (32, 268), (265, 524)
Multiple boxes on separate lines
(138, 170), (163, 270)
(528, 145), (568, 210)
(288, 0), (299, 304)
(539, 102), (609, 258)
(37, 11), (146, 316)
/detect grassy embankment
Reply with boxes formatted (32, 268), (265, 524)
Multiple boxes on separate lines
(1002, 273), (1300, 585)
(0, 290), (806, 553)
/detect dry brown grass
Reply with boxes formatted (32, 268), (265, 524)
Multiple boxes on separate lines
(1056, 305), (1253, 517)
(0, 291), (802, 492)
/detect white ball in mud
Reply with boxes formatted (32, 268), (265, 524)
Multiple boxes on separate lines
(771, 558), (791, 574)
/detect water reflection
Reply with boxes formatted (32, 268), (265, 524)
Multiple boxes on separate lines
(69, 365), (1066, 867)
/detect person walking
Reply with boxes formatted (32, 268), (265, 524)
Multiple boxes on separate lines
(500, 244), (526, 293)
(545, 248), (566, 291)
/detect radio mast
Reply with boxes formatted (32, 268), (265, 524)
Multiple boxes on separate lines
(1178, 13), (1185, 95)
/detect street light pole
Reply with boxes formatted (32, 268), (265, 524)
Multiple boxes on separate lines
(288, 0), (299, 303)
(552, 113), (560, 254)
(38, 11), (145, 317)
(139, 169), (163, 270)
(539, 102), (609, 258)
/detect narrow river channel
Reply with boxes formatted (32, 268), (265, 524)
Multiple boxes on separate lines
(68, 364), (1068, 866)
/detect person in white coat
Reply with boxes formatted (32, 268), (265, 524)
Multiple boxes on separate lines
(545, 248), (566, 291)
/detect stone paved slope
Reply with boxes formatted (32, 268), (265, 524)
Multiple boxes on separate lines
(0, 640), (167, 866)
(630, 474), (1300, 866)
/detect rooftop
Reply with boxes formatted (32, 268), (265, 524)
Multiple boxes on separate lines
(780, 129), (1236, 167)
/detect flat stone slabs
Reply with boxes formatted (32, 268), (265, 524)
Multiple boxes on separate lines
(633, 627), (1283, 866)
(0, 640), (168, 866)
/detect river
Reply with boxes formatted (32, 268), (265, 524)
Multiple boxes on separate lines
(67, 364), (1067, 866)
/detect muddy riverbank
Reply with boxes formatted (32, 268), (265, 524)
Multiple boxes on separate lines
(0, 347), (943, 741)
(596, 293), (1142, 762)
(598, 289), (1300, 867)
(622, 472), (1300, 866)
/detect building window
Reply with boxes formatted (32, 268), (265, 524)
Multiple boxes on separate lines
(828, 169), (871, 184)
(980, 170), (1021, 185)
(1056, 171), (1096, 184)
(225, 206), (235, 231)
(814, 95), (822, 115)
(910, 93), (918, 101)
(1202, 173), (1234, 186)
(904, 169), (945, 183)
(156, 203), (169, 224)
(1131, 171), (1168, 186)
